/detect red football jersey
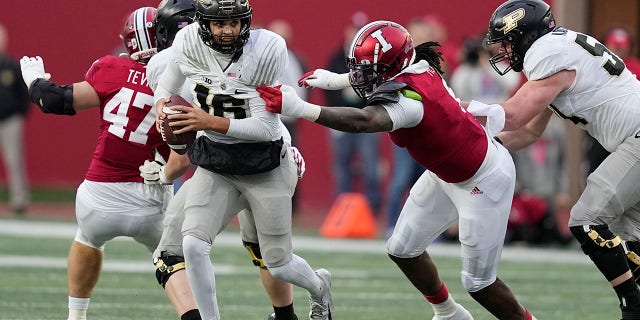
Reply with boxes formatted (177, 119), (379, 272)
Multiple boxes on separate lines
(83, 55), (169, 182)
(389, 70), (488, 183)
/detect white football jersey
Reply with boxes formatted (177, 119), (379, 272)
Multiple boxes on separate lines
(524, 28), (640, 151)
(147, 47), (195, 101)
(148, 43), (292, 145)
(168, 24), (287, 144)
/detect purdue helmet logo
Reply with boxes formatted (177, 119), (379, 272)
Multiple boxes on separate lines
(499, 8), (525, 35)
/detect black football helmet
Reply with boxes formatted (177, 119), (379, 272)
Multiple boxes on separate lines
(486, 0), (556, 75)
(194, 0), (252, 54)
(155, 0), (196, 51)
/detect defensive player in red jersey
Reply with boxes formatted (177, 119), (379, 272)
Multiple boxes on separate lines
(258, 21), (536, 320)
(19, 7), (195, 320)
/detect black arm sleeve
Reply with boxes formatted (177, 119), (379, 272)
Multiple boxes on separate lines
(29, 78), (76, 116)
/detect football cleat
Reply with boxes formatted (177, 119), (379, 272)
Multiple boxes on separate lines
(432, 303), (474, 320)
(309, 268), (333, 320)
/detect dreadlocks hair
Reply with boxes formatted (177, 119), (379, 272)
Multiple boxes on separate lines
(414, 41), (445, 75)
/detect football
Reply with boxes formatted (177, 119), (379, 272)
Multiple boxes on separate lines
(159, 94), (197, 155)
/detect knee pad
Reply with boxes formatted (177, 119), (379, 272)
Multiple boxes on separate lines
(154, 251), (186, 288)
(570, 225), (622, 254)
(243, 241), (266, 269)
(570, 225), (629, 281)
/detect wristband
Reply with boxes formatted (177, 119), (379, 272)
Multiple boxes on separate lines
(302, 103), (321, 122)
(159, 166), (171, 184)
(334, 73), (351, 89)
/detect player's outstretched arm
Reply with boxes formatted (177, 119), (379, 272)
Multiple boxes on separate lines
(298, 69), (351, 90)
(20, 56), (98, 115)
(496, 108), (553, 152)
(258, 84), (392, 133)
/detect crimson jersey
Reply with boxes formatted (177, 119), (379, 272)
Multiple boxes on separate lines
(84, 55), (169, 182)
(390, 71), (487, 183)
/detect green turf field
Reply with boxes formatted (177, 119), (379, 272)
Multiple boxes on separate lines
(0, 219), (620, 319)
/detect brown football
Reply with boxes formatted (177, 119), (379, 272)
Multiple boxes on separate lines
(159, 94), (197, 155)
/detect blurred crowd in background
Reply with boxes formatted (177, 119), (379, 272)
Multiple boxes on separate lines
(2, 7), (640, 247)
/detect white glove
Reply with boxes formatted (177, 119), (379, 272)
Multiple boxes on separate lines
(289, 146), (306, 179)
(19, 56), (51, 88)
(298, 69), (351, 90)
(280, 85), (321, 121)
(467, 100), (505, 137)
(139, 160), (171, 184)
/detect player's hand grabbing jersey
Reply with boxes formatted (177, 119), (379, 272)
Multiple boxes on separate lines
(160, 24), (288, 144)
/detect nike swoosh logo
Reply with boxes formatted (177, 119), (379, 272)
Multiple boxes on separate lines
(635, 131), (640, 138)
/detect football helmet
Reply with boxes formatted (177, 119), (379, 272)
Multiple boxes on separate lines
(121, 7), (158, 61)
(155, 0), (196, 51)
(486, 0), (556, 75)
(346, 21), (415, 99)
(194, 0), (252, 54)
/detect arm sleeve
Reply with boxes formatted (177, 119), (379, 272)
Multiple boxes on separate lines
(154, 55), (186, 104)
(146, 53), (164, 92)
(381, 95), (424, 131)
(225, 95), (282, 141)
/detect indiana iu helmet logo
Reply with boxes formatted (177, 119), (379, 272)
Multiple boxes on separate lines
(370, 29), (393, 53)
(499, 8), (525, 35)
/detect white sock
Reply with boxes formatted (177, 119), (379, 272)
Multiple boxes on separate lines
(183, 235), (220, 320)
(68, 297), (90, 320)
(431, 296), (458, 316)
(268, 254), (324, 299)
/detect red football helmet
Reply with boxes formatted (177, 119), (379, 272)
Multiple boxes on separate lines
(347, 21), (415, 98)
(120, 7), (158, 61)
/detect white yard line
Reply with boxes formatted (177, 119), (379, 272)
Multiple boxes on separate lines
(0, 218), (590, 269)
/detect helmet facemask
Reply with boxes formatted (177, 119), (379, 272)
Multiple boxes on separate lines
(346, 21), (415, 98)
(486, 0), (556, 75)
(347, 58), (395, 98)
(487, 33), (524, 75)
(194, 0), (252, 54)
(196, 16), (251, 54)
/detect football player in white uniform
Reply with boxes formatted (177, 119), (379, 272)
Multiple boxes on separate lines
(486, 1), (640, 319)
(258, 20), (538, 320)
(153, 1), (333, 320)
(19, 7), (197, 320)
(143, 1), (304, 319)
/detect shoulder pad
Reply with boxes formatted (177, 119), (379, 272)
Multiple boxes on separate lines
(366, 81), (407, 105)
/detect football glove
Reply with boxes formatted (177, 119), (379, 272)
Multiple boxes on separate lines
(467, 100), (505, 137)
(289, 146), (305, 179)
(139, 160), (171, 184)
(297, 69), (350, 90)
(19, 56), (51, 89)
